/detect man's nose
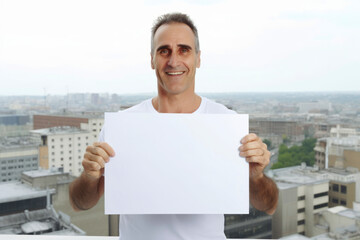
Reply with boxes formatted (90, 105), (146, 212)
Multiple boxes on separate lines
(167, 53), (180, 67)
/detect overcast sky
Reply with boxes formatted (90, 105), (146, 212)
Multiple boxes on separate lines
(0, 0), (359, 96)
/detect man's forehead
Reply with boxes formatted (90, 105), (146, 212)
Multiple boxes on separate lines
(153, 23), (196, 47)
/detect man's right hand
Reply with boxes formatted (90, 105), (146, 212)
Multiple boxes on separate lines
(83, 142), (115, 179)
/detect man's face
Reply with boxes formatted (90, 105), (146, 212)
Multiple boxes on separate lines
(151, 23), (201, 96)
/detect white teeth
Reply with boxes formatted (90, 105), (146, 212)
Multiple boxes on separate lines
(167, 72), (184, 75)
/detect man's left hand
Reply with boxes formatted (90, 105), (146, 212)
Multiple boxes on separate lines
(239, 133), (271, 181)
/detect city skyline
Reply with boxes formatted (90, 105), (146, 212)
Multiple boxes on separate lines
(0, 0), (359, 95)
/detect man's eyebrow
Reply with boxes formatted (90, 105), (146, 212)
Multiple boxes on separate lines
(178, 44), (192, 50)
(156, 45), (170, 52)
(156, 44), (192, 52)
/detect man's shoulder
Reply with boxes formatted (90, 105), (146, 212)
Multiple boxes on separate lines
(201, 97), (236, 114)
(121, 98), (154, 113)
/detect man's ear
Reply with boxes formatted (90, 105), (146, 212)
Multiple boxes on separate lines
(196, 50), (201, 68)
(151, 53), (155, 69)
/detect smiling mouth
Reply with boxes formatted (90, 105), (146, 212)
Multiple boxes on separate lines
(166, 71), (185, 76)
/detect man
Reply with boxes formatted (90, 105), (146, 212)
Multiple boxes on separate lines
(69, 13), (278, 239)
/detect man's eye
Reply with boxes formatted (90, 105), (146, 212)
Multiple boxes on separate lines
(160, 49), (169, 55)
(180, 48), (189, 53)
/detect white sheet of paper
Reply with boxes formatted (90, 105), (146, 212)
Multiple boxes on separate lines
(104, 113), (249, 214)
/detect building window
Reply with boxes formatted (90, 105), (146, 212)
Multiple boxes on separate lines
(69, 144), (72, 147)
(60, 138), (63, 141)
(297, 208), (305, 213)
(60, 151), (63, 154)
(314, 203), (328, 210)
(61, 158), (64, 161)
(78, 137), (81, 140)
(51, 139), (54, 142)
(333, 184), (339, 192)
(60, 145), (63, 148)
(51, 152), (55, 156)
(314, 192), (328, 198)
(78, 143), (81, 147)
(52, 146), (55, 149)
(341, 185), (347, 194)
(69, 150), (72, 154)
(298, 195), (305, 201)
(69, 138), (72, 141)
(86, 136), (88, 140)
(297, 220), (305, 225)
(340, 199), (346, 206)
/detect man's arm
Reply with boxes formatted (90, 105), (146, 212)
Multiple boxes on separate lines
(239, 133), (279, 215)
(69, 142), (115, 211)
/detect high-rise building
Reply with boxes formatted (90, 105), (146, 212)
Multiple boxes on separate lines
(269, 164), (329, 238)
(31, 126), (92, 177)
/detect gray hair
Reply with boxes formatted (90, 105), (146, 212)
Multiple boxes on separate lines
(151, 12), (200, 56)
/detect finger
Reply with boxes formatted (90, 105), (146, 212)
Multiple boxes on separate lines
(241, 133), (259, 144)
(93, 142), (115, 157)
(240, 149), (264, 157)
(84, 152), (106, 168)
(82, 158), (102, 172)
(239, 141), (264, 151)
(246, 155), (270, 166)
(86, 145), (111, 163)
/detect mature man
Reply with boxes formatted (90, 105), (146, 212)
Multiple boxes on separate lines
(69, 13), (278, 239)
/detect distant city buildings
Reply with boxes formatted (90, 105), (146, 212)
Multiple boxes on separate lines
(0, 136), (40, 182)
(250, 118), (305, 147)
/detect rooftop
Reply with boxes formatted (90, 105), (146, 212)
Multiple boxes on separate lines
(0, 181), (55, 203)
(0, 207), (84, 235)
(22, 168), (68, 178)
(269, 165), (329, 190)
(0, 136), (40, 151)
(31, 126), (89, 136)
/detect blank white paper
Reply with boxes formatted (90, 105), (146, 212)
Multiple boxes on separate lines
(104, 113), (249, 214)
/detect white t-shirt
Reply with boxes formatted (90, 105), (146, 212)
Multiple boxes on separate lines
(100, 97), (235, 240)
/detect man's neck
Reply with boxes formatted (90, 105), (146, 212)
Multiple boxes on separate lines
(152, 93), (201, 113)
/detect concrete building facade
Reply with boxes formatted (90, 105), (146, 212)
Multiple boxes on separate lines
(270, 165), (329, 238)
(31, 126), (92, 177)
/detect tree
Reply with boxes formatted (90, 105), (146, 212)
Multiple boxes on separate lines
(271, 138), (317, 170)
(263, 139), (272, 150)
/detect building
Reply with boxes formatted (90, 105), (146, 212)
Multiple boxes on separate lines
(250, 118), (304, 147)
(330, 125), (359, 138)
(21, 168), (115, 236)
(225, 206), (272, 239)
(298, 101), (332, 114)
(280, 206), (360, 239)
(314, 136), (360, 170)
(269, 164), (329, 238)
(326, 167), (360, 209)
(0, 114), (30, 126)
(31, 126), (92, 177)
(0, 136), (40, 182)
(0, 181), (84, 235)
(33, 113), (103, 142)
